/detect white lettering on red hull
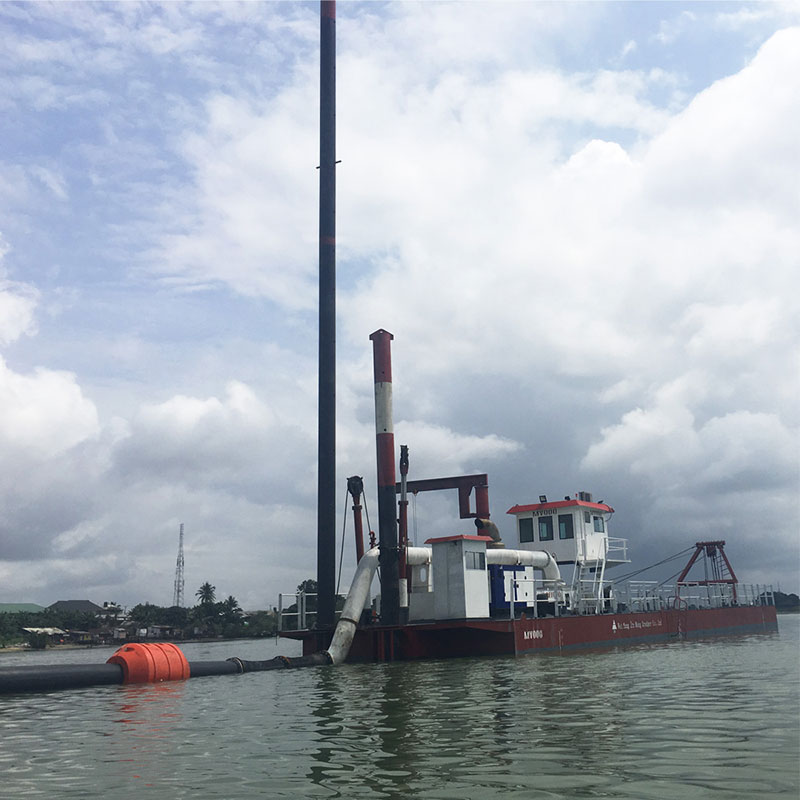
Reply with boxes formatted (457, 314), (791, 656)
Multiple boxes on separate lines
(611, 617), (663, 633)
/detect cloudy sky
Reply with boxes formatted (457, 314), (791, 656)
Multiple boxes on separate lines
(1, 1), (798, 612)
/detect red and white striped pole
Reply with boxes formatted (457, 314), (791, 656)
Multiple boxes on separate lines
(370, 329), (400, 625)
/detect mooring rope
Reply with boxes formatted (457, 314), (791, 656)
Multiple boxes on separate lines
(611, 546), (695, 584)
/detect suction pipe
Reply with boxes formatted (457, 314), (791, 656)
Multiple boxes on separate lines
(325, 547), (379, 664)
(325, 544), (433, 664)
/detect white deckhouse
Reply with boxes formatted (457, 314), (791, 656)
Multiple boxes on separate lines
(507, 492), (630, 614)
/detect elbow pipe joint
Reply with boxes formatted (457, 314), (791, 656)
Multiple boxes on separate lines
(475, 518), (502, 544)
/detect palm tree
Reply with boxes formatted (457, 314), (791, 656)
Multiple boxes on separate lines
(196, 582), (216, 605)
(221, 595), (240, 624)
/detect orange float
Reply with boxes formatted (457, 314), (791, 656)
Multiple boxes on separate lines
(107, 642), (191, 684)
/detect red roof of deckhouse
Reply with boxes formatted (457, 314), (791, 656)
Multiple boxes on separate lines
(507, 499), (614, 515)
(424, 534), (494, 545)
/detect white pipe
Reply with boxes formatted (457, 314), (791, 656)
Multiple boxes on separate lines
(403, 547), (562, 583)
(325, 547), (380, 664)
(486, 548), (562, 583)
(406, 546), (432, 566)
(326, 546), (431, 664)
(324, 545), (561, 665)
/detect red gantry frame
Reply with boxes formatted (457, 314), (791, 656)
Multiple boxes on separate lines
(395, 474), (490, 519)
(676, 540), (739, 603)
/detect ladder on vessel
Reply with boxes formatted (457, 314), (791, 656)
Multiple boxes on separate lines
(572, 557), (607, 614)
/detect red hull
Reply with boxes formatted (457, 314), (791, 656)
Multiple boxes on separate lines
(282, 605), (778, 662)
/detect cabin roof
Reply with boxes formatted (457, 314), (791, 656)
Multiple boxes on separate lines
(507, 499), (614, 515)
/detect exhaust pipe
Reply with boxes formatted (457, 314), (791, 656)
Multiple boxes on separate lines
(370, 329), (400, 625)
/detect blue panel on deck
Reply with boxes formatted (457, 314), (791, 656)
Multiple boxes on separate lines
(488, 564), (524, 609)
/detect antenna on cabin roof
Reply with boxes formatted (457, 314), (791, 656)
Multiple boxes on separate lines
(172, 523), (185, 608)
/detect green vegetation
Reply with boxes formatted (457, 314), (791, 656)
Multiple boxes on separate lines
(195, 582), (216, 605)
(123, 584), (278, 639)
(0, 607), (100, 648)
(0, 584), (279, 648)
(25, 631), (50, 650)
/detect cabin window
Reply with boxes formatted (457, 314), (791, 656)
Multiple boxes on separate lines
(538, 516), (554, 541)
(558, 514), (574, 540)
(593, 516), (605, 533)
(584, 511), (591, 524)
(519, 518), (534, 543)
(465, 551), (486, 570)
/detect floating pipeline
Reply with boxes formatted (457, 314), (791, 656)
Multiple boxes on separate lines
(0, 642), (332, 695)
(0, 544), (382, 695)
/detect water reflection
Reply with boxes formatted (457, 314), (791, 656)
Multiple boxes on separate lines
(307, 665), (347, 792)
(103, 682), (188, 789)
(295, 634), (799, 799)
(113, 681), (185, 727)
(300, 654), (626, 797)
(0, 621), (797, 798)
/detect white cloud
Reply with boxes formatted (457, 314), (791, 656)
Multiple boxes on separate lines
(395, 421), (522, 478)
(619, 39), (637, 60)
(653, 10), (698, 46)
(0, 357), (99, 458)
(582, 375), (704, 480)
(0, 5), (797, 605)
(114, 380), (312, 499)
(643, 28), (800, 212)
(693, 411), (797, 491)
(29, 165), (68, 200)
(582, 376), (797, 493)
(680, 299), (783, 359)
(153, 91), (319, 305)
(714, 4), (800, 32)
(0, 281), (38, 345)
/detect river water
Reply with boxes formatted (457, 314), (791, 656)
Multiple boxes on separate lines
(1, 616), (798, 799)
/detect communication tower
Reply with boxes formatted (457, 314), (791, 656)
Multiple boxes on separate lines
(172, 523), (185, 607)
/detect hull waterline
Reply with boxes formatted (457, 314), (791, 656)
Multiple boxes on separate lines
(282, 604), (779, 662)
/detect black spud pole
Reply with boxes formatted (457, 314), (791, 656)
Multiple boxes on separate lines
(317, 0), (337, 631)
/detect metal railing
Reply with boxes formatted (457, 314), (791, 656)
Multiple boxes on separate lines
(622, 581), (668, 612)
(277, 591), (314, 632)
(277, 591), (347, 632)
(575, 535), (629, 564)
(615, 581), (776, 613)
(508, 577), (562, 620)
(606, 537), (629, 562)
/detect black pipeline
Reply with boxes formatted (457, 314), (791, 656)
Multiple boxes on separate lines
(0, 642), (331, 695)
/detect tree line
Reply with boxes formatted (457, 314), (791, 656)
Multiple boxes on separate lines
(127, 582), (277, 638)
(0, 582), (280, 648)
